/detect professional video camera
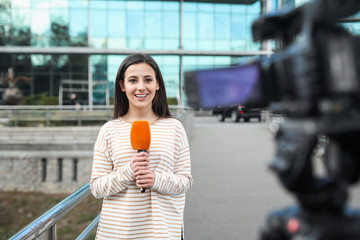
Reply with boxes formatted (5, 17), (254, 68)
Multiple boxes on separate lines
(185, 0), (360, 239)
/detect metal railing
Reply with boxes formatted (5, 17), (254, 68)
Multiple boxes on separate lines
(0, 105), (189, 127)
(9, 107), (194, 240)
(9, 183), (98, 240)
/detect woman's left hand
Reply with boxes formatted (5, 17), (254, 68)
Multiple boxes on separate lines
(134, 169), (155, 189)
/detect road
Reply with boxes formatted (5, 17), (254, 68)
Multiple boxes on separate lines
(184, 116), (360, 240)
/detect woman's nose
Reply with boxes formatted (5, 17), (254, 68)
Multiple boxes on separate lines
(137, 80), (145, 90)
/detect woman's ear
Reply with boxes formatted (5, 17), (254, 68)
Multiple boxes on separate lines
(119, 81), (125, 92)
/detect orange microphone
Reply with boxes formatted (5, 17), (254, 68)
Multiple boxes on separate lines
(130, 121), (151, 193)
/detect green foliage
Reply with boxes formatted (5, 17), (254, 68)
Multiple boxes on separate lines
(167, 97), (178, 105)
(22, 93), (58, 105)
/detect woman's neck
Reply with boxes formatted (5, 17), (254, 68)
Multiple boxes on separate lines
(123, 108), (159, 124)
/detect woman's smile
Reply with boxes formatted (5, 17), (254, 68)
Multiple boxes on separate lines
(135, 93), (149, 100)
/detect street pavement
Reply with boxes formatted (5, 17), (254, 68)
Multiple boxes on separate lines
(183, 116), (360, 240)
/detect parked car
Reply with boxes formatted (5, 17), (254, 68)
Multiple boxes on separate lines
(211, 104), (262, 122)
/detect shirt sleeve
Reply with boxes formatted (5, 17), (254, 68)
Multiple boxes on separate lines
(151, 122), (193, 195)
(90, 124), (135, 199)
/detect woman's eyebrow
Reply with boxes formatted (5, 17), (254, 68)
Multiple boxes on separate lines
(127, 75), (138, 78)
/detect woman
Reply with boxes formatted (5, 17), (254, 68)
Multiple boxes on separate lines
(90, 54), (193, 240)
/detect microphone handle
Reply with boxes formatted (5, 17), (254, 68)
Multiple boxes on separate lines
(138, 150), (147, 193)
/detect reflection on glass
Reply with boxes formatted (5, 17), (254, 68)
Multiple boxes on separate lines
(107, 55), (127, 83)
(183, 12), (196, 39)
(198, 3), (213, 12)
(51, 9), (69, 26)
(163, 39), (179, 49)
(31, 8), (50, 36)
(215, 4), (230, 13)
(90, 1), (107, 9)
(126, 1), (144, 10)
(108, 38), (126, 49)
(69, 1), (88, 9)
(145, 1), (162, 10)
(163, 11), (179, 38)
(31, 0), (50, 9)
(12, 0), (31, 8)
(248, 1), (261, 13)
(198, 13), (214, 39)
(126, 10), (144, 38)
(215, 13), (230, 39)
(51, 0), (68, 8)
(51, 9), (69, 46)
(231, 40), (247, 51)
(145, 39), (162, 50)
(231, 4), (247, 14)
(108, 10), (126, 37)
(145, 11), (162, 37)
(215, 40), (230, 51)
(108, 1), (125, 9)
(231, 14), (247, 40)
(90, 9), (107, 37)
(31, 54), (51, 66)
(91, 38), (107, 49)
(198, 40), (213, 51)
(183, 3), (197, 12)
(127, 38), (144, 49)
(69, 8), (87, 44)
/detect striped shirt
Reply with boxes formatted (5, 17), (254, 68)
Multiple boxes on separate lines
(90, 117), (193, 240)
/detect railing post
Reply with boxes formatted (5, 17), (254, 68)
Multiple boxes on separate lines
(77, 108), (82, 126)
(46, 109), (50, 127)
(15, 109), (19, 127)
(48, 224), (56, 240)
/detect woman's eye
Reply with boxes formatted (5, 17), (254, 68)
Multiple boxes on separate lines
(145, 78), (152, 82)
(129, 79), (136, 83)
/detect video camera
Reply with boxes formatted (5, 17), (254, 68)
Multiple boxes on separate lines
(186, 0), (360, 117)
(185, 0), (360, 239)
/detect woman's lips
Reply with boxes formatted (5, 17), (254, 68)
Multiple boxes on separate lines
(135, 93), (148, 100)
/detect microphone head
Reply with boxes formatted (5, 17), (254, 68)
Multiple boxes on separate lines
(130, 121), (151, 150)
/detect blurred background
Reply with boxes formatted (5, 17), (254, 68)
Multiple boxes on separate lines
(1, 0), (359, 239)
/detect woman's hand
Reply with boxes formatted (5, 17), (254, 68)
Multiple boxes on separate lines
(134, 168), (155, 189)
(130, 151), (155, 189)
(130, 151), (150, 173)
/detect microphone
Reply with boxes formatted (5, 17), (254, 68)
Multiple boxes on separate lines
(130, 121), (151, 193)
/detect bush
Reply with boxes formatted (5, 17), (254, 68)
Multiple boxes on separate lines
(167, 97), (178, 105)
(22, 93), (58, 105)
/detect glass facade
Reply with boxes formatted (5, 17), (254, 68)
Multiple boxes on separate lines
(0, 0), (265, 105)
(0, 0), (359, 105)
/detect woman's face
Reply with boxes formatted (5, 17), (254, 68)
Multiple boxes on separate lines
(121, 62), (159, 112)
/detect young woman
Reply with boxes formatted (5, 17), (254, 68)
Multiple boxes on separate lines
(90, 54), (193, 240)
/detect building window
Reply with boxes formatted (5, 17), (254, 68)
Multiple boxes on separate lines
(58, 158), (63, 182)
(41, 158), (47, 182)
(73, 158), (78, 182)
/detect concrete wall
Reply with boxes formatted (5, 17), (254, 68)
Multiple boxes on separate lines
(0, 110), (194, 193)
(0, 127), (99, 193)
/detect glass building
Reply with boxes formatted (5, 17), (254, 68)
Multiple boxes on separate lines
(0, 0), (359, 106)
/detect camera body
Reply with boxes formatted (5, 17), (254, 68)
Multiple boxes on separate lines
(253, 1), (360, 119)
(184, 0), (360, 239)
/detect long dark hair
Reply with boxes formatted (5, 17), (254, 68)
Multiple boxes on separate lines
(113, 54), (172, 119)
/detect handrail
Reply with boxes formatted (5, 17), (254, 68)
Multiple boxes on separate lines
(9, 107), (193, 240)
(76, 214), (101, 240)
(0, 105), (190, 127)
(10, 183), (92, 240)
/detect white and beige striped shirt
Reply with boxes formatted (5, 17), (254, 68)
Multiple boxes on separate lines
(90, 117), (193, 239)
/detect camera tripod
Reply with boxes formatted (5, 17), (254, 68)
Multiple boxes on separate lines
(260, 118), (360, 240)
